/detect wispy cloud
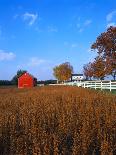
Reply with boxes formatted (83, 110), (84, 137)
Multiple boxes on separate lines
(106, 10), (116, 28)
(71, 43), (78, 48)
(107, 22), (116, 28)
(79, 28), (84, 33)
(63, 41), (81, 53)
(106, 10), (116, 22)
(84, 20), (92, 26)
(22, 12), (38, 26)
(27, 57), (46, 67)
(77, 19), (92, 32)
(64, 41), (79, 49)
(48, 26), (58, 32)
(0, 50), (16, 61)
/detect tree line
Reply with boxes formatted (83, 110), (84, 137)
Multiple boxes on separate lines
(0, 26), (115, 85)
(0, 70), (57, 86)
(0, 80), (13, 86)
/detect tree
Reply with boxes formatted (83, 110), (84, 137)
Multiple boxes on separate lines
(0, 80), (12, 86)
(91, 26), (116, 80)
(92, 56), (106, 80)
(53, 62), (73, 82)
(11, 70), (27, 85)
(83, 62), (94, 80)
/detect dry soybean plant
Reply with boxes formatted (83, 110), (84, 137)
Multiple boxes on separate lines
(0, 86), (116, 155)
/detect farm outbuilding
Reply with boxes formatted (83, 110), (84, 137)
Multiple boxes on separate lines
(71, 74), (84, 81)
(18, 72), (37, 88)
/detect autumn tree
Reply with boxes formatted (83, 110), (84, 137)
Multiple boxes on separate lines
(53, 62), (73, 82)
(91, 26), (116, 80)
(83, 62), (94, 80)
(92, 56), (106, 80)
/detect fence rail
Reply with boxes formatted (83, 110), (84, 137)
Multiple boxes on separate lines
(65, 81), (116, 91)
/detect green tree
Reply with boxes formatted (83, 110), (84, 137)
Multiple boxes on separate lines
(11, 70), (27, 85)
(53, 62), (73, 83)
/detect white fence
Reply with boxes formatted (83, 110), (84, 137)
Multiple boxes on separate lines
(65, 81), (116, 91)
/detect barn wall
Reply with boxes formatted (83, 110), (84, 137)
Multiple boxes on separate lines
(18, 73), (34, 88)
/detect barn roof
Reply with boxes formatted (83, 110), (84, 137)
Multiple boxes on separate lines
(18, 72), (37, 79)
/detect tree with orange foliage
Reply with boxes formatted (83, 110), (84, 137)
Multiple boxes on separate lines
(91, 26), (116, 80)
(92, 56), (106, 80)
(53, 62), (73, 82)
(83, 62), (94, 80)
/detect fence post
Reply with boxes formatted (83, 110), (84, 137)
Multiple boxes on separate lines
(84, 83), (85, 88)
(101, 81), (102, 90)
(86, 82), (88, 88)
(95, 82), (96, 89)
(76, 82), (78, 87)
(78, 81), (79, 87)
(110, 81), (111, 92)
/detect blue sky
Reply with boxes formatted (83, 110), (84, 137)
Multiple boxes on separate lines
(0, 0), (116, 80)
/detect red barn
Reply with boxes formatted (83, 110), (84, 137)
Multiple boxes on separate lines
(18, 72), (37, 88)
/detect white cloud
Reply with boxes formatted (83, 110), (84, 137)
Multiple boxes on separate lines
(23, 12), (38, 25)
(107, 22), (116, 28)
(106, 11), (116, 28)
(48, 26), (58, 32)
(77, 19), (92, 33)
(0, 50), (16, 61)
(106, 10), (116, 22)
(64, 41), (78, 48)
(84, 20), (92, 26)
(28, 57), (46, 67)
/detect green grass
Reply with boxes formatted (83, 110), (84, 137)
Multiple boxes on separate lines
(103, 89), (116, 95)
(89, 88), (116, 95)
(97, 89), (116, 95)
